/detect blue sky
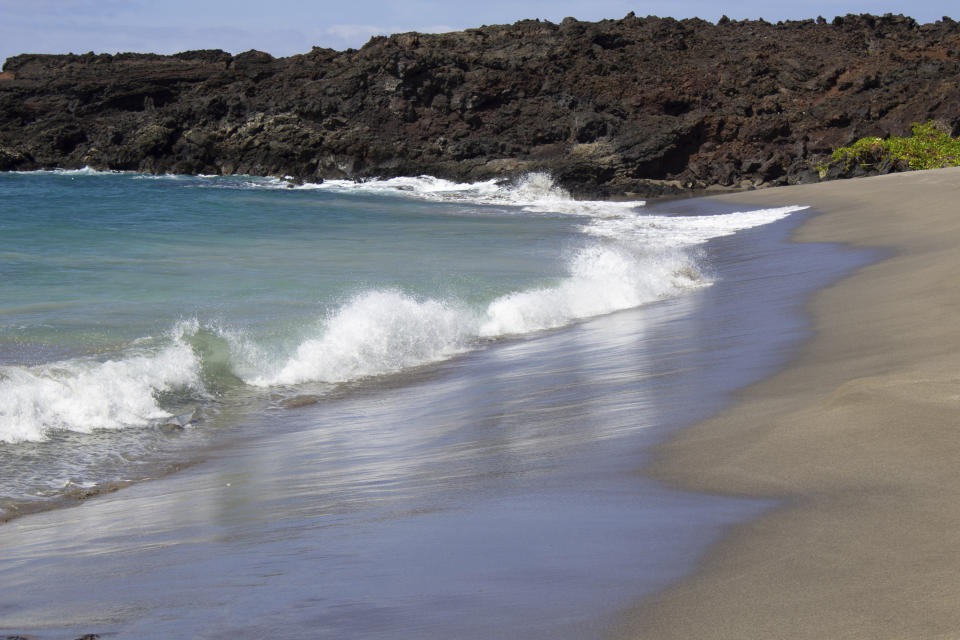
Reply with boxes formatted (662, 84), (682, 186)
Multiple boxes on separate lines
(2, 1), (957, 67)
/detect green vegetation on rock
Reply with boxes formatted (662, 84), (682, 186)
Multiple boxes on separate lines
(821, 121), (960, 177)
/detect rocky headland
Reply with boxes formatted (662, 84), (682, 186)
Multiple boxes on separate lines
(1, 13), (958, 197)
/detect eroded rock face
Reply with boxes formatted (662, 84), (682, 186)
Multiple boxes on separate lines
(2, 14), (959, 197)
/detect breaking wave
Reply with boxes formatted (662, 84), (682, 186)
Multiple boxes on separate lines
(140, 171), (646, 216)
(0, 323), (204, 444)
(311, 172), (645, 216)
(10, 166), (127, 176)
(0, 171), (806, 443)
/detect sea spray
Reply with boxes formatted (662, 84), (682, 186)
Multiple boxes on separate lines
(278, 172), (646, 216)
(479, 243), (701, 337)
(256, 290), (475, 386)
(0, 340), (202, 443)
(582, 205), (807, 246)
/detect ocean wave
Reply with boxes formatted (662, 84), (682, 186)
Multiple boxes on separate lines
(12, 169), (643, 217)
(0, 171), (806, 441)
(252, 290), (475, 387)
(312, 172), (646, 216)
(0, 327), (204, 443)
(584, 205), (808, 247)
(234, 202), (805, 390)
(0, 237), (709, 442)
(479, 243), (702, 337)
(249, 241), (706, 386)
(8, 166), (128, 176)
(171, 171), (643, 216)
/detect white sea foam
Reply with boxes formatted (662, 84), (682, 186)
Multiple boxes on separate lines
(249, 252), (691, 387)
(244, 248), (701, 388)
(584, 206), (808, 247)
(243, 200), (806, 387)
(313, 172), (646, 216)
(480, 243), (701, 337)
(249, 245), (707, 387)
(10, 166), (126, 176)
(253, 290), (474, 386)
(0, 325), (204, 443)
(104, 170), (638, 216)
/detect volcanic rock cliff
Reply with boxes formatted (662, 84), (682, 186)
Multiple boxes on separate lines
(2, 13), (959, 196)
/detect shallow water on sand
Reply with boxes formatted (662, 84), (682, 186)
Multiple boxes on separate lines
(0, 177), (871, 638)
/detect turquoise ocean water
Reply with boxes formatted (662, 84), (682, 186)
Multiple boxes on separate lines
(0, 169), (867, 638)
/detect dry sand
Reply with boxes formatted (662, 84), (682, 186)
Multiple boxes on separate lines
(617, 167), (960, 639)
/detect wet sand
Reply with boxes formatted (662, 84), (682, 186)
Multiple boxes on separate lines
(619, 167), (960, 638)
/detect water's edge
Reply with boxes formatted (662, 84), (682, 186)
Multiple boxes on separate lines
(0, 180), (873, 639)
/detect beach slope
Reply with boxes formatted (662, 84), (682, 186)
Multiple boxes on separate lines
(620, 166), (960, 638)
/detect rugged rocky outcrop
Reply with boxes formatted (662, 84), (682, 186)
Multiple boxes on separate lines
(2, 13), (959, 197)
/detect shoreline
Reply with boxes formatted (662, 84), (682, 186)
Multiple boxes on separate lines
(0, 169), (807, 531)
(616, 166), (960, 638)
(1, 164), (763, 200)
(0, 181), (848, 638)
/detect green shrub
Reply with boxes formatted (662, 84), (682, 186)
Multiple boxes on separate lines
(820, 121), (960, 177)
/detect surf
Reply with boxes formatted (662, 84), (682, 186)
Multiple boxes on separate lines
(0, 170), (805, 444)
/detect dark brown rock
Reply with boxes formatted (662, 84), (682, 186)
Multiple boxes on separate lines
(1, 13), (959, 197)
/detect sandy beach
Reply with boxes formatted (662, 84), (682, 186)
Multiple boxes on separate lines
(3, 167), (956, 638)
(619, 167), (960, 638)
